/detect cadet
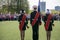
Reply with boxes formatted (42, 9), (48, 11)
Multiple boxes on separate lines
(18, 10), (28, 40)
(30, 5), (42, 40)
(43, 9), (54, 40)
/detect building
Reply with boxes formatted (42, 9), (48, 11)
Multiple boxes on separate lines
(55, 6), (60, 11)
(40, 2), (46, 12)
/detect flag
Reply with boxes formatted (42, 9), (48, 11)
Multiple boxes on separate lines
(38, 0), (40, 12)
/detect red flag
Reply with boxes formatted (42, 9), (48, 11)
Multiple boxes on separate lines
(19, 14), (26, 31)
(32, 12), (40, 26)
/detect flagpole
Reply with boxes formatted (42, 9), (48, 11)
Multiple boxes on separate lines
(38, 0), (40, 12)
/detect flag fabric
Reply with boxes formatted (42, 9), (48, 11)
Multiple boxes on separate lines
(38, 0), (40, 12)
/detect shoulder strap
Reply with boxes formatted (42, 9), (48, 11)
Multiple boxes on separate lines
(45, 14), (52, 30)
(19, 14), (26, 31)
(32, 12), (40, 26)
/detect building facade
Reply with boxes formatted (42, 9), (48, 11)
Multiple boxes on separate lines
(40, 2), (46, 12)
(55, 6), (60, 11)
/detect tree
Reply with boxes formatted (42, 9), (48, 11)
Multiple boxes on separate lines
(10, 0), (17, 13)
(17, 0), (29, 13)
(24, 0), (29, 13)
(0, 0), (29, 13)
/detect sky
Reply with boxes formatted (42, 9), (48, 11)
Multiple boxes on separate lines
(28, 0), (60, 10)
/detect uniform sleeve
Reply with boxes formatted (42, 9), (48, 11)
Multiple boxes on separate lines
(43, 16), (45, 23)
(30, 13), (32, 24)
(26, 17), (28, 25)
(18, 15), (21, 22)
(38, 14), (41, 23)
(43, 16), (47, 26)
(52, 16), (54, 24)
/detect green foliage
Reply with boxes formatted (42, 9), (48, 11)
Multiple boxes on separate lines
(17, 0), (29, 13)
(0, 0), (29, 14)
(51, 10), (60, 14)
(1, 5), (8, 13)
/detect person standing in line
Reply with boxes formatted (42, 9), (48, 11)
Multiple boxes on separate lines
(30, 5), (42, 40)
(18, 9), (29, 40)
(43, 9), (54, 40)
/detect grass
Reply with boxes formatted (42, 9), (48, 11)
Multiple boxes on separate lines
(0, 21), (60, 40)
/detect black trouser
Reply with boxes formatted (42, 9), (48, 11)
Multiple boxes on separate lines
(32, 25), (39, 40)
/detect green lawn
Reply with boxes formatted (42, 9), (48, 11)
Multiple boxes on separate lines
(0, 21), (60, 40)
